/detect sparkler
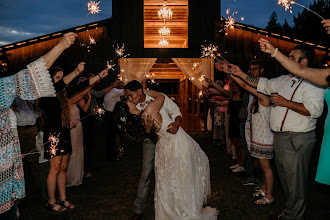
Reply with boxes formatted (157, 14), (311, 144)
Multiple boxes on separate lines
(201, 44), (230, 64)
(80, 107), (105, 121)
(220, 9), (243, 33)
(107, 61), (116, 71)
(45, 133), (60, 158)
(88, 1), (101, 14)
(107, 43), (130, 70)
(81, 35), (97, 61)
(278, 0), (324, 20)
(75, 1), (101, 34)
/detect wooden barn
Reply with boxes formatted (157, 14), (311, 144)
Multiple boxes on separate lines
(0, 0), (329, 131)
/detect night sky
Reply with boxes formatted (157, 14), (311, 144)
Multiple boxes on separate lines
(0, 0), (317, 46)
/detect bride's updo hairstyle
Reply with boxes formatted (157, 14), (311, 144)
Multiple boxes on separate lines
(113, 101), (158, 143)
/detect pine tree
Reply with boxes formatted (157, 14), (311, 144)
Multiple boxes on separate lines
(265, 12), (282, 34)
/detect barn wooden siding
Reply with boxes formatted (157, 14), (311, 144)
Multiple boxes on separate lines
(1, 19), (112, 75)
(218, 22), (329, 77)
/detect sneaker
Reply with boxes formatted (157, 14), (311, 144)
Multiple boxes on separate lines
(232, 166), (245, 173)
(229, 164), (239, 169)
(241, 177), (258, 186)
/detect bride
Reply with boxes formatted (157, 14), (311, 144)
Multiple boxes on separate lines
(113, 90), (218, 220)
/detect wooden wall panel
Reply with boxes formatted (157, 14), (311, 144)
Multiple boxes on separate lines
(221, 28), (327, 77)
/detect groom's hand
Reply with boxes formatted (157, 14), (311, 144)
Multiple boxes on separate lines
(166, 122), (180, 134)
(167, 116), (182, 134)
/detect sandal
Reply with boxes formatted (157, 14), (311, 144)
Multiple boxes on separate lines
(47, 202), (67, 213)
(253, 189), (266, 197)
(254, 197), (273, 205)
(58, 199), (75, 209)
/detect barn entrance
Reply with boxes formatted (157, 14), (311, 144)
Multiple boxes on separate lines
(118, 58), (214, 132)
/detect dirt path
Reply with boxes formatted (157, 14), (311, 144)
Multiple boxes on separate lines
(18, 132), (330, 220)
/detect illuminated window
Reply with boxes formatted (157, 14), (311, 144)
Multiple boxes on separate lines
(144, 0), (188, 48)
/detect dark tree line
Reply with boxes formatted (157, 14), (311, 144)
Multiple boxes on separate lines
(265, 0), (330, 46)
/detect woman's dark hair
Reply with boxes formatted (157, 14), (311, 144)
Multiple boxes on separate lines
(251, 96), (259, 114)
(113, 101), (158, 143)
(49, 65), (70, 128)
(49, 66), (63, 81)
(124, 80), (143, 92)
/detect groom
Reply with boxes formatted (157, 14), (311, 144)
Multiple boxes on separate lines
(124, 80), (182, 220)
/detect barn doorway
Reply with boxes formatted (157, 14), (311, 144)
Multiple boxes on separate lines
(118, 58), (214, 132)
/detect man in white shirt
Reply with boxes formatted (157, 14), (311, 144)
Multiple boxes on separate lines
(124, 80), (182, 220)
(229, 44), (325, 220)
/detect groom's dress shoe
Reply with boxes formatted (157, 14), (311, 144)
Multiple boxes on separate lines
(131, 213), (143, 220)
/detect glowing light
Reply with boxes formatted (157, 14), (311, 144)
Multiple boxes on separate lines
(201, 44), (230, 64)
(278, 0), (293, 13)
(189, 77), (195, 81)
(159, 39), (169, 47)
(198, 75), (206, 83)
(114, 43), (130, 58)
(89, 36), (96, 44)
(94, 107), (105, 117)
(159, 27), (171, 36)
(198, 91), (204, 98)
(47, 133), (60, 158)
(220, 9), (242, 33)
(107, 61), (116, 71)
(278, 0), (324, 19)
(88, 1), (101, 14)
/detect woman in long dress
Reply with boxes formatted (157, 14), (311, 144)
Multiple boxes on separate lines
(113, 91), (218, 220)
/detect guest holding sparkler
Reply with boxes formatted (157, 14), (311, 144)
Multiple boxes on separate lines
(38, 62), (108, 213)
(258, 21), (330, 189)
(220, 61), (275, 205)
(0, 32), (77, 219)
(230, 42), (325, 220)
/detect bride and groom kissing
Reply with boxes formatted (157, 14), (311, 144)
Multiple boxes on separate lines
(113, 80), (218, 220)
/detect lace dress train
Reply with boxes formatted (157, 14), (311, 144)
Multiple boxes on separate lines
(154, 109), (218, 220)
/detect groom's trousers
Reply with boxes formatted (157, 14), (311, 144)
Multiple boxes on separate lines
(134, 138), (156, 214)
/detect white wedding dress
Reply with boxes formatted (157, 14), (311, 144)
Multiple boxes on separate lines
(154, 109), (219, 220)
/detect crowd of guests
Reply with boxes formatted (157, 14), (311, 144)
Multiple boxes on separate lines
(1, 19), (330, 220)
(203, 25), (330, 219)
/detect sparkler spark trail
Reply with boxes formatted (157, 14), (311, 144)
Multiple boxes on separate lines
(75, 1), (101, 34)
(88, 1), (101, 14)
(278, 0), (325, 19)
(201, 44), (230, 64)
(80, 107), (105, 121)
(107, 43), (130, 72)
(107, 61), (116, 71)
(47, 133), (60, 158)
(220, 8), (242, 33)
